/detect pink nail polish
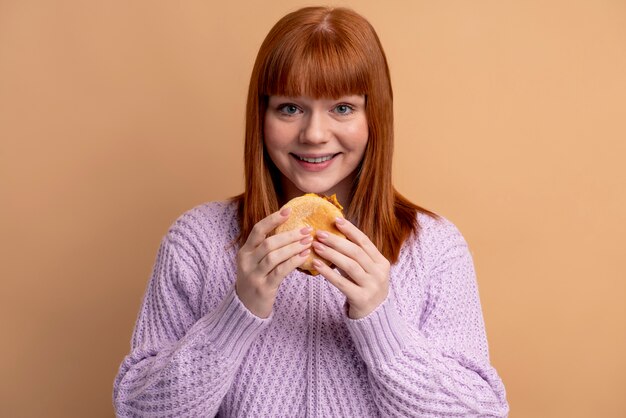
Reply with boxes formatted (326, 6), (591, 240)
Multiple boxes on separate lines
(300, 226), (312, 235)
(335, 217), (345, 225)
(316, 231), (329, 239)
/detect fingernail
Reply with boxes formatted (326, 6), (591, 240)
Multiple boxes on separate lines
(300, 249), (311, 256)
(300, 236), (313, 244)
(280, 207), (291, 216)
(312, 259), (322, 267)
(300, 226), (313, 235)
(312, 241), (325, 251)
(335, 217), (345, 225)
(316, 231), (329, 239)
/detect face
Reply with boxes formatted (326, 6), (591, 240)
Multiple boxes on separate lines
(264, 95), (368, 206)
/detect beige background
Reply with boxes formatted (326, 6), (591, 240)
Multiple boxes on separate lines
(1, 0), (625, 417)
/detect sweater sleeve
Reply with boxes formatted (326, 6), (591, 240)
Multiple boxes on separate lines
(113, 234), (271, 417)
(344, 221), (509, 417)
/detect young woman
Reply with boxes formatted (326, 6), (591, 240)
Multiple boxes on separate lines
(113, 7), (509, 417)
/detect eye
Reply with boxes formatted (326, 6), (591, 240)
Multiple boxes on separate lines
(278, 104), (301, 116)
(333, 104), (354, 115)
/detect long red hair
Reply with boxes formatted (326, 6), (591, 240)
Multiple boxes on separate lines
(232, 6), (438, 262)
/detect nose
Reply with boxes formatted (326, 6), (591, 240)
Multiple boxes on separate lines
(299, 111), (328, 145)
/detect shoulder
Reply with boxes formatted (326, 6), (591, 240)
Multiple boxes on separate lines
(405, 211), (473, 271)
(416, 211), (469, 248)
(150, 200), (239, 316)
(391, 210), (476, 321)
(164, 200), (239, 246)
(161, 200), (240, 274)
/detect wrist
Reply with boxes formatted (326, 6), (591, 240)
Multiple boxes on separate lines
(235, 282), (273, 319)
(344, 294), (410, 366)
(347, 289), (389, 319)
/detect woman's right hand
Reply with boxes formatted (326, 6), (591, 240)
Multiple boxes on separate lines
(235, 207), (313, 318)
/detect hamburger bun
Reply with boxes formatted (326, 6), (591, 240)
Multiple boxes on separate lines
(274, 193), (346, 275)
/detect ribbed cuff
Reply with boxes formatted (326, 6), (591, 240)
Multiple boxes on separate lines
(344, 295), (410, 367)
(188, 286), (272, 364)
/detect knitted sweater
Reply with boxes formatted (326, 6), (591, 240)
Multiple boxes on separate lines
(113, 200), (509, 417)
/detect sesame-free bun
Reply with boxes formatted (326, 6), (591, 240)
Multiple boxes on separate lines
(274, 193), (345, 275)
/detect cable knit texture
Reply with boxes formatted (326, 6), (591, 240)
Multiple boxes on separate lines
(113, 200), (509, 417)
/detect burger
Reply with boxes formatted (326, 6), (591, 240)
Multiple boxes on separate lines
(274, 193), (346, 275)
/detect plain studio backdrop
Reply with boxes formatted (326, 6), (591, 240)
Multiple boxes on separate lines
(1, 0), (624, 417)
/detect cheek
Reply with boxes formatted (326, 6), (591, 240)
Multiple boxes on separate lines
(263, 120), (284, 155)
(264, 117), (297, 150)
(346, 121), (369, 153)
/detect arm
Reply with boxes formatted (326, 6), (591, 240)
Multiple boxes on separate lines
(344, 224), (509, 417)
(112, 235), (271, 417)
(314, 218), (509, 417)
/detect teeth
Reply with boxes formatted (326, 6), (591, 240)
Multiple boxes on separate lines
(297, 155), (334, 163)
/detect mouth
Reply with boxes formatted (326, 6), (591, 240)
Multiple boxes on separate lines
(290, 153), (339, 172)
(291, 153), (338, 163)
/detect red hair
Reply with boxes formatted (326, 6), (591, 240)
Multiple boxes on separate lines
(232, 6), (438, 262)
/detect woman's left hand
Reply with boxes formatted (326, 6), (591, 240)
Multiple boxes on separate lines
(312, 217), (390, 319)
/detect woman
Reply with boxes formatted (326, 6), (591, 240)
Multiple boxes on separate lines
(113, 6), (509, 417)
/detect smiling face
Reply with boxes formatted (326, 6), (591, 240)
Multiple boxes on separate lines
(263, 95), (368, 206)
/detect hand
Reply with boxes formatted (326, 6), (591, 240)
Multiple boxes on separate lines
(236, 207), (313, 318)
(311, 218), (390, 319)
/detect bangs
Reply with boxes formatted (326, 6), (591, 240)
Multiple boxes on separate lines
(261, 29), (369, 98)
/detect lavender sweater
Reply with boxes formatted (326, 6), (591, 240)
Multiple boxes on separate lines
(113, 201), (509, 417)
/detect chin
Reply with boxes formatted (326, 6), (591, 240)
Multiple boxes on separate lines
(297, 184), (335, 196)
(285, 175), (347, 200)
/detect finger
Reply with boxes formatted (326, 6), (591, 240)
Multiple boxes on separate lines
(333, 218), (387, 264)
(315, 229), (373, 274)
(244, 207), (291, 250)
(251, 226), (313, 263)
(267, 249), (311, 288)
(258, 238), (312, 278)
(312, 258), (360, 296)
(311, 241), (367, 285)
